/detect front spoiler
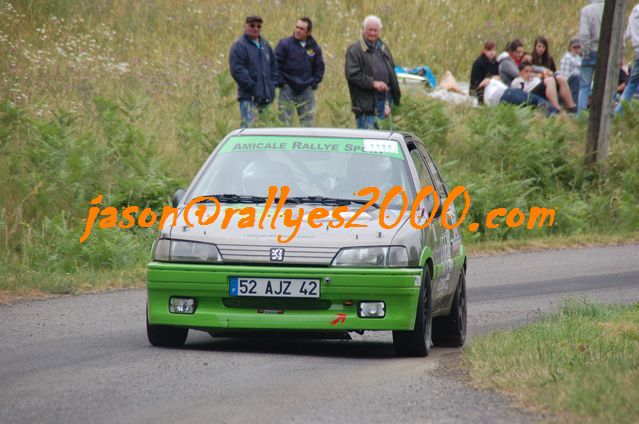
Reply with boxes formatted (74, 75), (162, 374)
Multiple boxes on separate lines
(147, 262), (422, 331)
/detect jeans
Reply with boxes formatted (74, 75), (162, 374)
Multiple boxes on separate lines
(500, 88), (558, 116)
(278, 85), (316, 127)
(568, 74), (580, 107)
(239, 100), (268, 128)
(615, 58), (639, 115)
(355, 96), (388, 129)
(578, 52), (597, 114)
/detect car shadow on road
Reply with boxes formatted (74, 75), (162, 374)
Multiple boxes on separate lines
(181, 330), (401, 359)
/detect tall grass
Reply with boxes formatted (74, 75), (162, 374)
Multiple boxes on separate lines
(0, 0), (637, 294)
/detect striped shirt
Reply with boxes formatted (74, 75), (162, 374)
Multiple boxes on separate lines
(559, 52), (582, 77)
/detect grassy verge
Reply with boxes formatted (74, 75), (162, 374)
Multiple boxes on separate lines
(464, 300), (639, 423)
(0, 267), (145, 305)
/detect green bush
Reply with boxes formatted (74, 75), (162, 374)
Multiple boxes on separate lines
(0, 98), (178, 282)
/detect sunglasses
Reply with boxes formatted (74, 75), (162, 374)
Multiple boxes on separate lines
(249, 23), (262, 28)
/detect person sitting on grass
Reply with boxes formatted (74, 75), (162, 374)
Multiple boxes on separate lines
(483, 77), (558, 116)
(510, 62), (577, 112)
(559, 36), (582, 103)
(498, 39), (525, 86)
(470, 41), (499, 102)
(531, 36), (558, 73)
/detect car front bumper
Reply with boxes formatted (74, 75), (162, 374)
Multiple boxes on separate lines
(147, 262), (422, 331)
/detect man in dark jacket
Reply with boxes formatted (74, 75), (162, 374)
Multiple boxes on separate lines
(345, 15), (400, 129)
(229, 16), (278, 128)
(275, 17), (325, 126)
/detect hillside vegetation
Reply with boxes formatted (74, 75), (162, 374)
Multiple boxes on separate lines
(1, 0), (637, 296)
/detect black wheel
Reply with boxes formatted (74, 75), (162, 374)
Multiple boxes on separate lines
(146, 308), (188, 347)
(432, 268), (467, 347)
(393, 267), (432, 357)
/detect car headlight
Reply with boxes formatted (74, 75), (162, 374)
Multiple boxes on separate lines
(152, 239), (223, 263)
(331, 246), (409, 268)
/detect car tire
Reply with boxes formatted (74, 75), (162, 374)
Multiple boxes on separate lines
(392, 267), (432, 357)
(432, 268), (467, 347)
(146, 308), (188, 347)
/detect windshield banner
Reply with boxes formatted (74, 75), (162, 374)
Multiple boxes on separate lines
(218, 136), (405, 159)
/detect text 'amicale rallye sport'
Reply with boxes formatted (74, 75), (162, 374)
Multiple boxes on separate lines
(147, 128), (467, 357)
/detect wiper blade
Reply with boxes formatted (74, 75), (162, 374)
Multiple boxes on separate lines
(343, 198), (380, 209)
(286, 196), (380, 208)
(194, 194), (380, 209)
(195, 194), (268, 204)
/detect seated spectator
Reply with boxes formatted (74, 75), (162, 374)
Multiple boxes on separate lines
(498, 39), (525, 86)
(618, 64), (630, 96)
(483, 78), (558, 116)
(470, 41), (499, 101)
(522, 52), (551, 77)
(531, 36), (557, 73)
(559, 37), (582, 103)
(511, 62), (577, 112)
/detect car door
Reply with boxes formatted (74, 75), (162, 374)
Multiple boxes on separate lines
(407, 143), (450, 307)
(416, 142), (462, 296)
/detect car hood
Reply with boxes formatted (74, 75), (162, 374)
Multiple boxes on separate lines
(167, 203), (407, 265)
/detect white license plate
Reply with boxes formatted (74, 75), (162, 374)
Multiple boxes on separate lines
(229, 277), (320, 298)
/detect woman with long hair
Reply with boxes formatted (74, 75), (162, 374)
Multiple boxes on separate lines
(531, 36), (557, 73)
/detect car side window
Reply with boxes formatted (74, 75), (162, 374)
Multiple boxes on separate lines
(409, 148), (435, 189)
(416, 143), (448, 197)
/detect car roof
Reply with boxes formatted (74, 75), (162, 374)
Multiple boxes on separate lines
(235, 127), (409, 142)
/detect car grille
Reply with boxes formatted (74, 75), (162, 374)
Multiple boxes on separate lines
(217, 244), (339, 265)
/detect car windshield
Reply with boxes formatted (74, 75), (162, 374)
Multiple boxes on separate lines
(188, 136), (416, 209)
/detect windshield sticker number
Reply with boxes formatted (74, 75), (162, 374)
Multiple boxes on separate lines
(363, 139), (399, 155)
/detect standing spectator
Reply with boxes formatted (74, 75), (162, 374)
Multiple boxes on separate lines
(275, 17), (325, 126)
(531, 36), (558, 73)
(578, 0), (605, 114)
(470, 41), (499, 102)
(498, 39), (525, 86)
(229, 16), (278, 128)
(559, 36), (582, 104)
(615, 3), (639, 115)
(345, 15), (401, 129)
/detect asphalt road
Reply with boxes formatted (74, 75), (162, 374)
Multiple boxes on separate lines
(1, 244), (638, 424)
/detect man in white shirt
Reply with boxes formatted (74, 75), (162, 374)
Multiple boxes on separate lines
(615, 3), (639, 114)
(578, 0), (605, 113)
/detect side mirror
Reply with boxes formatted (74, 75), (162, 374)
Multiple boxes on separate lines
(171, 188), (186, 208)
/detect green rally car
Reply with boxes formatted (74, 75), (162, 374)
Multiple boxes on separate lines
(147, 128), (467, 356)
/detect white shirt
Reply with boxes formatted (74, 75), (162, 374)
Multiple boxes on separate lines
(484, 80), (508, 106)
(511, 76), (542, 93)
(626, 4), (639, 59)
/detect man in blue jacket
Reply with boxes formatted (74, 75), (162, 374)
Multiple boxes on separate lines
(275, 17), (325, 127)
(230, 16), (278, 128)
